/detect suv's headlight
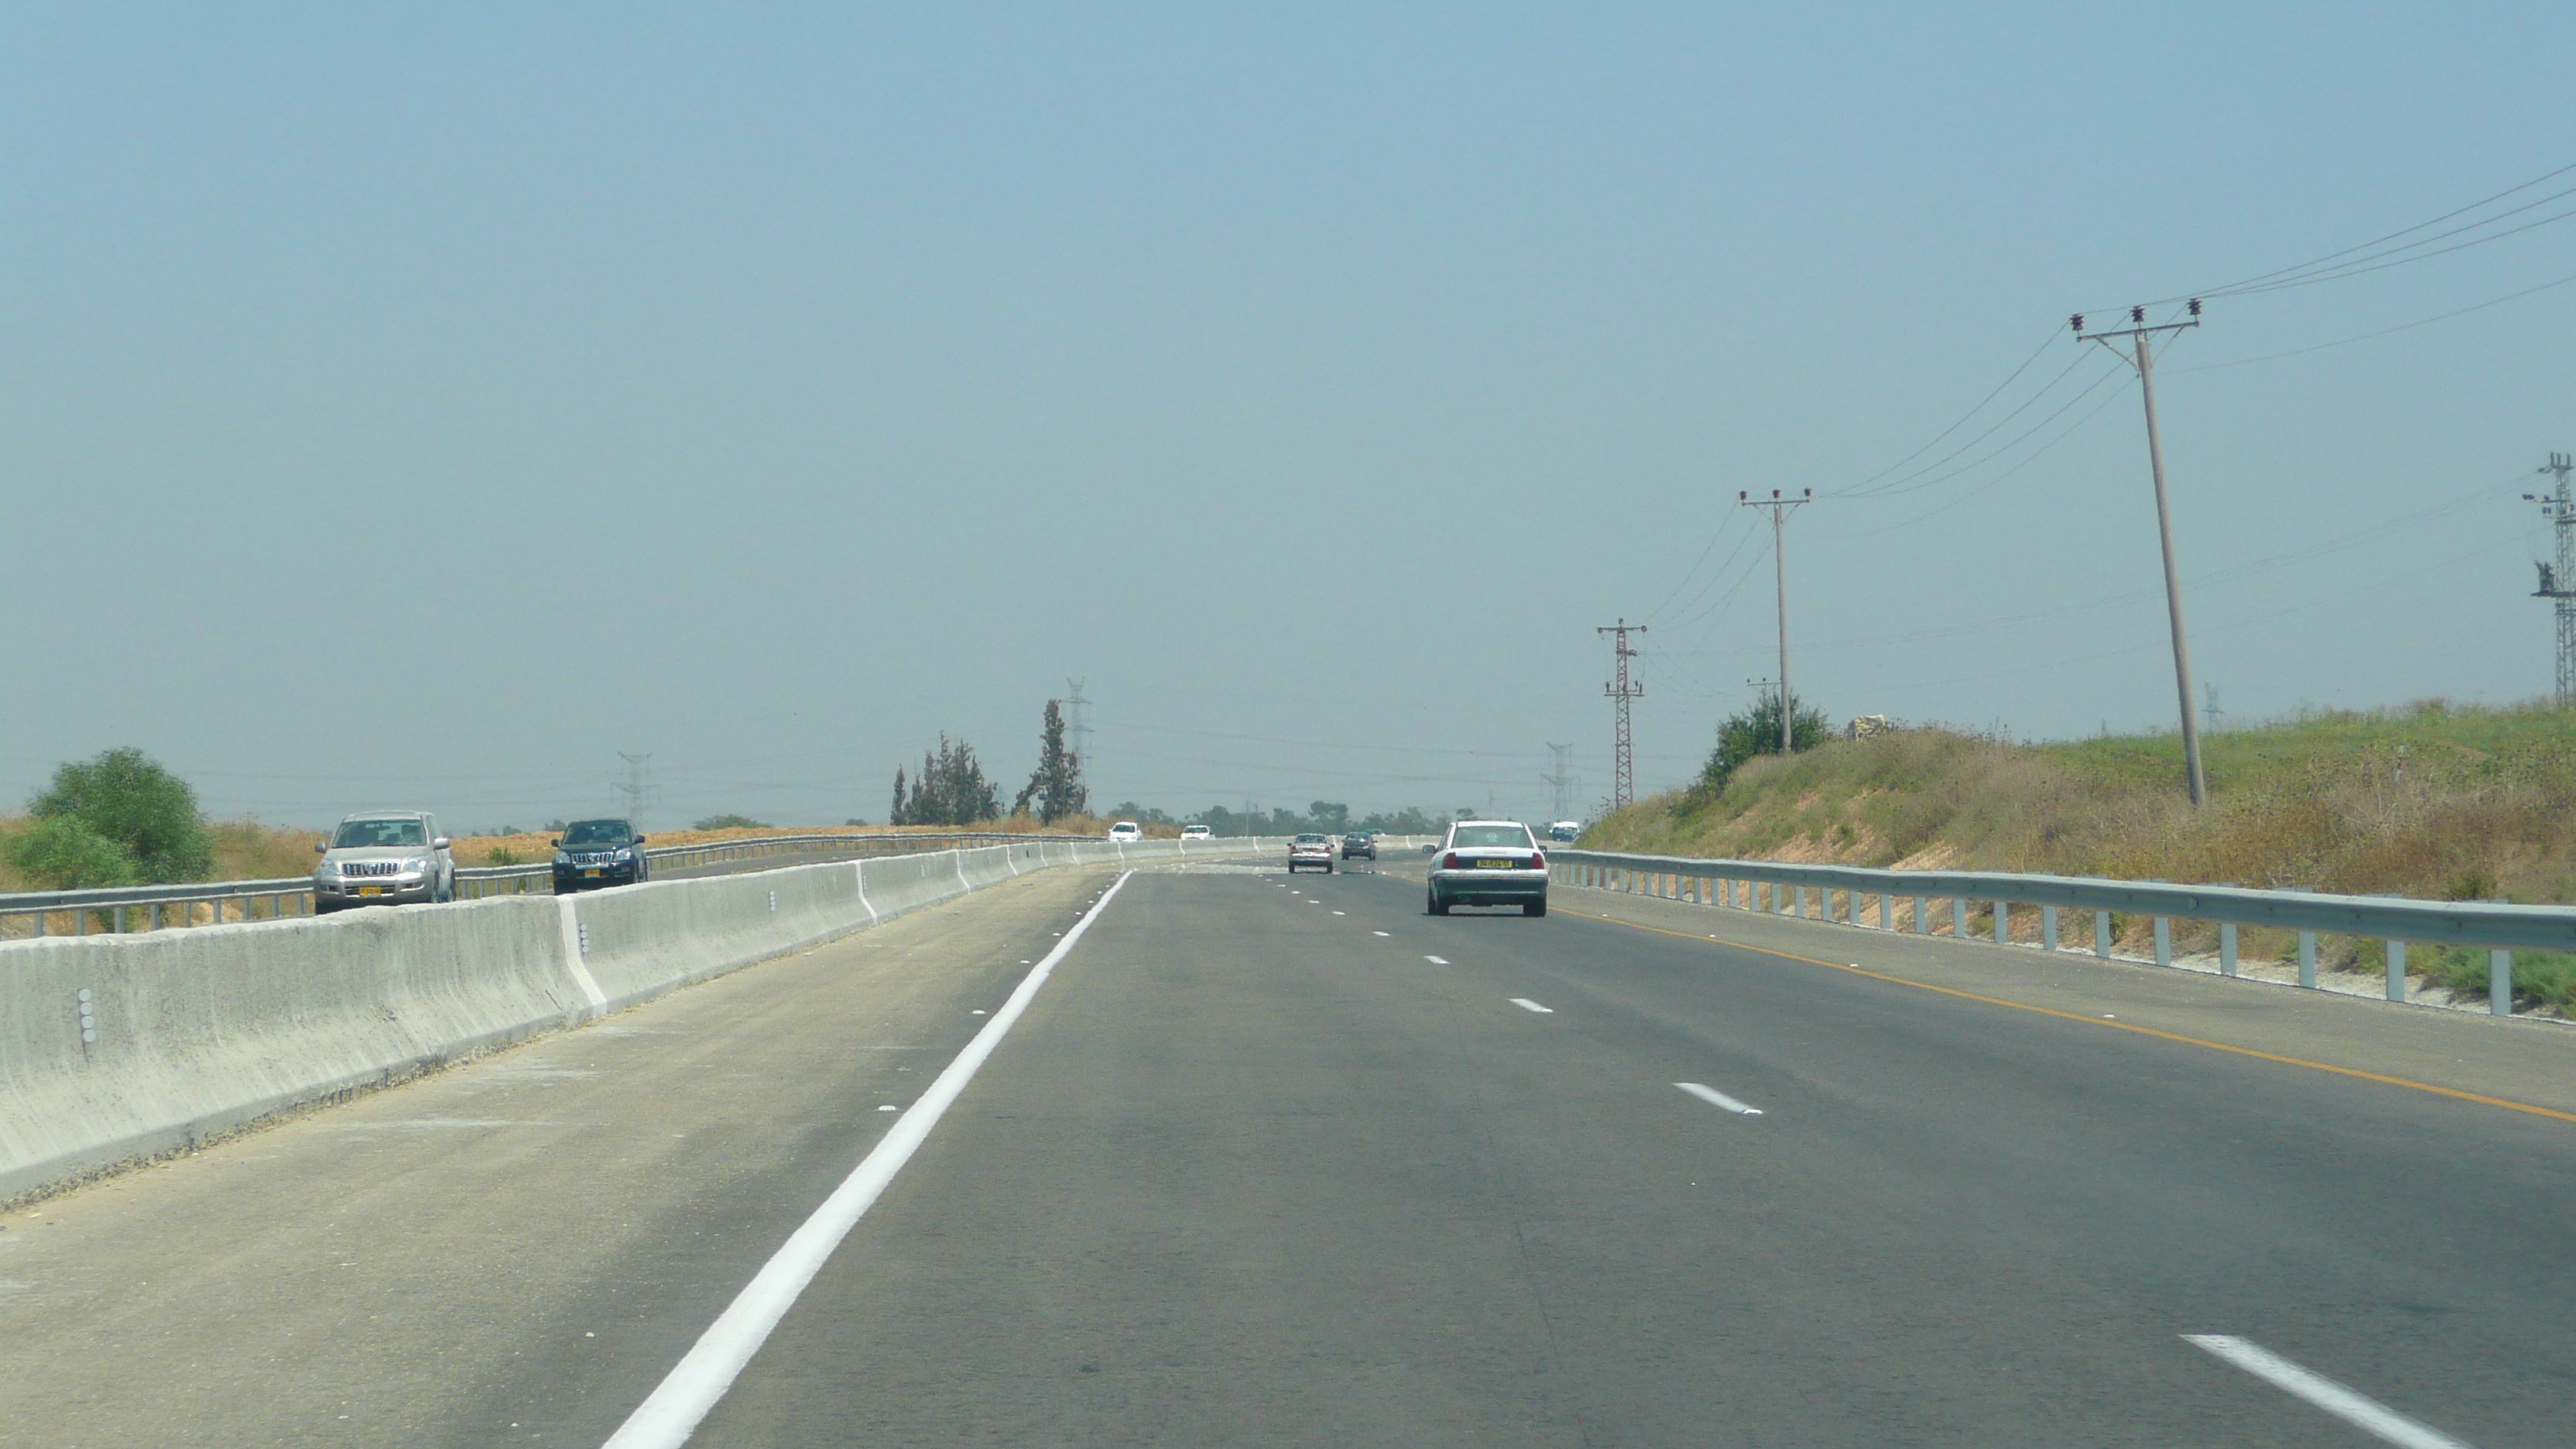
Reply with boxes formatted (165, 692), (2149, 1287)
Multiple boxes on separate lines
(554, 851), (573, 865)
(402, 856), (430, 873)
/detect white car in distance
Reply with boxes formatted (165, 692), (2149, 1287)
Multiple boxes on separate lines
(1180, 824), (1213, 841)
(1108, 821), (1144, 844)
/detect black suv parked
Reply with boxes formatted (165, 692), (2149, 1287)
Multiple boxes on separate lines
(553, 818), (649, 893)
(1341, 831), (1376, 861)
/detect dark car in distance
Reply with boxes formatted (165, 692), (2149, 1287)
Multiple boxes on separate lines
(1341, 832), (1375, 861)
(553, 818), (649, 893)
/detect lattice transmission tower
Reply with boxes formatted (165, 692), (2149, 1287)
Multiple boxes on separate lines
(1541, 743), (1580, 822)
(1598, 622), (1644, 809)
(1064, 678), (1094, 767)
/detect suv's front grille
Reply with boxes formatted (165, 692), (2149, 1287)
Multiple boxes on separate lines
(343, 862), (400, 877)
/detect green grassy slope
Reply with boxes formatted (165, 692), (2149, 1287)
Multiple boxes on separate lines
(1584, 700), (2576, 1006)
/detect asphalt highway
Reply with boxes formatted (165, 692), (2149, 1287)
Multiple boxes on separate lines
(4, 857), (2569, 1446)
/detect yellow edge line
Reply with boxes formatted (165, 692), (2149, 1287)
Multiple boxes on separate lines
(1556, 904), (2576, 1126)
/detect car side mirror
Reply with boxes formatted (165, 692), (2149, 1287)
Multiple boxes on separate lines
(314, 841), (328, 854)
(432, 838), (450, 851)
(632, 835), (646, 844)
(550, 838), (562, 848)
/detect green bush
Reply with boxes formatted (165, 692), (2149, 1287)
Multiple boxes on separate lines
(3, 816), (141, 889)
(693, 814), (770, 831)
(28, 747), (210, 882)
(2422, 944), (2576, 1012)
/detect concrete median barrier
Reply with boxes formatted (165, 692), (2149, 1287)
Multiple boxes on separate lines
(0, 896), (579, 1202)
(0, 835), (1279, 1203)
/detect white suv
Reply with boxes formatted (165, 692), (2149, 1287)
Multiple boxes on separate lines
(313, 811), (456, 913)
(1108, 821), (1144, 843)
(1180, 824), (1213, 841)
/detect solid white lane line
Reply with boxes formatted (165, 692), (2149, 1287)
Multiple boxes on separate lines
(2183, 1336), (2473, 1449)
(1423, 955), (1448, 964)
(1510, 998), (1553, 1013)
(600, 872), (1137, 1449)
(1674, 1082), (1765, 1115)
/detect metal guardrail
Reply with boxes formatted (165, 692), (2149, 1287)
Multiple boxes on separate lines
(0, 830), (1222, 939)
(1551, 848), (2576, 1018)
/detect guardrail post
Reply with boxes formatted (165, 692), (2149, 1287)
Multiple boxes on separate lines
(2386, 940), (2406, 1002)
(1993, 902), (2009, 944)
(1950, 899), (1967, 938)
(2153, 917), (2170, 966)
(1794, 886), (1808, 918)
(2094, 910), (2110, 957)
(1913, 896), (1927, 934)
(2492, 950), (2513, 1016)
(2297, 931), (2316, 988)
(148, 902), (161, 930)
(2041, 905), (2057, 952)
(2219, 923), (2237, 977)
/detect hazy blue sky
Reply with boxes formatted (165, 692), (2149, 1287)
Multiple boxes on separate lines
(5, 4), (2570, 829)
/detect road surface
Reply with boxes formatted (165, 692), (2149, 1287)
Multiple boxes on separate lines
(2, 856), (2567, 1446)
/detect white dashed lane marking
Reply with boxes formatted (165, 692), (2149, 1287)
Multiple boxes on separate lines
(1674, 1082), (1763, 1115)
(1510, 999), (1553, 1014)
(2183, 1336), (2472, 1449)
(1372, 930), (1389, 937)
(1423, 955), (1448, 965)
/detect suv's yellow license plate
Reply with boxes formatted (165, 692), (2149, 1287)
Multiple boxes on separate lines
(1475, 858), (1515, 869)
(584, 869), (601, 878)
(356, 886), (383, 897)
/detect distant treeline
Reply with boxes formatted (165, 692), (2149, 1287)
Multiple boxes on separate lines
(1108, 801), (1450, 837)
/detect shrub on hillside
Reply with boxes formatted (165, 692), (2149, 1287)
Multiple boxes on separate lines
(3, 816), (142, 889)
(27, 747), (211, 882)
(693, 814), (771, 831)
(1684, 696), (1834, 805)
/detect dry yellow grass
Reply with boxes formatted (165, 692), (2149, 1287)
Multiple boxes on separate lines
(1584, 701), (2576, 996)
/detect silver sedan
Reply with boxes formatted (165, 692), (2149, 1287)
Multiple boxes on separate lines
(1426, 820), (1548, 916)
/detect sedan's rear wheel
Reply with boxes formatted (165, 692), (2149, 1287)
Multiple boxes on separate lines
(1427, 891), (1449, 916)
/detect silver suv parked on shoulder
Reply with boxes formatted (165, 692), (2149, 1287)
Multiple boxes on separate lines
(313, 811), (456, 913)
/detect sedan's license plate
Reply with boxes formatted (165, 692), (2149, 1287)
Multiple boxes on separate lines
(1475, 858), (1515, 870)
(356, 886), (383, 897)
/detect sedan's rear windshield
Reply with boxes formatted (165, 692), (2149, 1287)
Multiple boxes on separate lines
(334, 819), (426, 848)
(1450, 825), (1533, 848)
(561, 820), (632, 845)
(1294, 834), (1329, 843)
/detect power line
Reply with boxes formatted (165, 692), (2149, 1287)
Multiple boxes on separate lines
(1829, 348), (2102, 500)
(1667, 476), (2502, 660)
(1834, 326), (2070, 496)
(2167, 266), (2576, 374)
(2190, 159), (2576, 299)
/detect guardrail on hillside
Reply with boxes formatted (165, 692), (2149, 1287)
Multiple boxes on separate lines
(0, 831), (1247, 940)
(1550, 848), (2576, 1019)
